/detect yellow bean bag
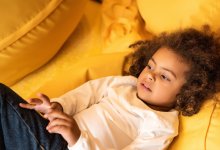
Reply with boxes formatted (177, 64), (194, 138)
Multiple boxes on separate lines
(169, 94), (220, 150)
(0, 0), (88, 86)
(11, 0), (136, 99)
(6, 0), (220, 150)
(137, 0), (220, 35)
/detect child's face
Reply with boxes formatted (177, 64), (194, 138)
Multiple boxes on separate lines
(137, 47), (190, 110)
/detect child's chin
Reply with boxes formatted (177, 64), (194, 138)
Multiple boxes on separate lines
(137, 92), (148, 101)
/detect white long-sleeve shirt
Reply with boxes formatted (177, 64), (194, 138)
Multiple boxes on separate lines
(51, 76), (179, 150)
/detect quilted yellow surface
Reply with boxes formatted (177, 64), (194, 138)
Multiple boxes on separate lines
(0, 0), (88, 86)
(1, 0), (220, 149)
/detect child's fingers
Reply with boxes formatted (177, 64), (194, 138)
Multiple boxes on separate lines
(47, 124), (68, 134)
(28, 98), (43, 105)
(37, 93), (51, 106)
(19, 103), (36, 109)
(44, 110), (72, 122)
(46, 118), (72, 130)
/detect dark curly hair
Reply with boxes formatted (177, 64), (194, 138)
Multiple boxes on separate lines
(123, 26), (220, 116)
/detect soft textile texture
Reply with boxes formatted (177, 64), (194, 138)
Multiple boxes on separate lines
(137, 0), (220, 35)
(169, 94), (220, 150)
(11, 1), (130, 99)
(101, 0), (152, 53)
(0, 0), (88, 86)
(7, 0), (220, 149)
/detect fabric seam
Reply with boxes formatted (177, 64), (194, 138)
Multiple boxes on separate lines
(0, 0), (64, 51)
(203, 99), (217, 150)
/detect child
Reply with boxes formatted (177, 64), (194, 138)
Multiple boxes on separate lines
(0, 26), (219, 150)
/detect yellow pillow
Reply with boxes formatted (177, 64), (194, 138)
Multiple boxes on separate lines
(137, 0), (220, 35)
(101, 0), (146, 53)
(0, 0), (88, 86)
(11, 1), (130, 99)
(169, 94), (220, 150)
(12, 51), (129, 99)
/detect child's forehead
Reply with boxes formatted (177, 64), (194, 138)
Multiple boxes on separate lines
(153, 47), (189, 63)
(153, 48), (180, 59)
(151, 48), (191, 74)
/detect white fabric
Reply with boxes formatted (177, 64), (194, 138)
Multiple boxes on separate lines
(51, 76), (179, 150)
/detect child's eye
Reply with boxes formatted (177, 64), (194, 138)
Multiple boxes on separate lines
(161, 75), (171, 81)
(146, 64), (152, 70)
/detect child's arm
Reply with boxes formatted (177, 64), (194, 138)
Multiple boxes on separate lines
(51, 76), (124, 116)
(19, 76), (114, 115)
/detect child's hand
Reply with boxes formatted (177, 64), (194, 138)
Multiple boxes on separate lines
(19, 93), (63, 114)
(44, 110), (81, 147)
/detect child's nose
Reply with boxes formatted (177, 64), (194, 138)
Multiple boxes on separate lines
(147, 72), (155, 82)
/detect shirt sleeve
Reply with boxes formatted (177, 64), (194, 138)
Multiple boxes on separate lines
(51, 76), (129, 116)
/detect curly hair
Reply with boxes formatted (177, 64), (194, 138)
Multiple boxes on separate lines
(124, 26), (220, 116)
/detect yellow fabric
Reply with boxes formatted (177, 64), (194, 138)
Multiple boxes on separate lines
(137, 0), (220, 35)
(12, 52), (129, 99)
(206, 94), (220, 149)
(0, 0), (88, 86)
(169, 94), (220, 150)
(101, 0), (152, 53)
(11, 1), (131, 99)
(5, 0), (220, 150)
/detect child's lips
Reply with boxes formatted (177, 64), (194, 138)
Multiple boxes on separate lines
(141, 83), (152, 92)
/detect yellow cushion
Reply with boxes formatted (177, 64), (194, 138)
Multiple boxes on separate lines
(10, 1), (220, 150)
(0, 0), (88, 86)
(11, 1), (131, 99)
(137, 0), (220, 35)
(101, 0), (148, 53)
(12, 52), (129, 99)
(169, 94), (220, 150)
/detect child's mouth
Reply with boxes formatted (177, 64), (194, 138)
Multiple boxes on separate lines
(141, 83), (152, 92)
